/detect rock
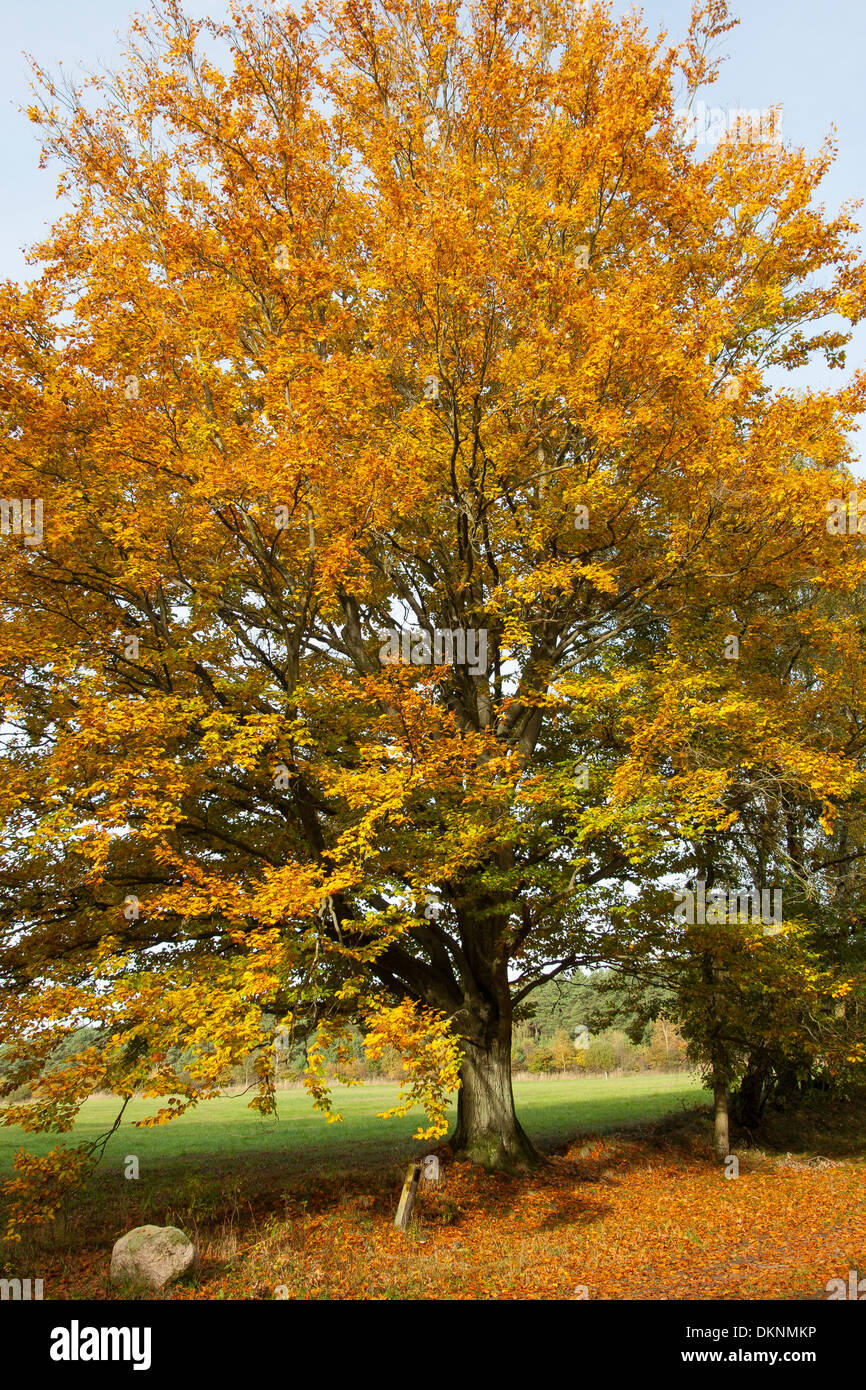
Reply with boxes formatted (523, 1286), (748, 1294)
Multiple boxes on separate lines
(110, 1224), (198, 1291)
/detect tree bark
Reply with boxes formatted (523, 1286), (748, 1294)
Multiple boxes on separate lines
(733, 1052), (770, 1130)
(450, 1029), (539, 1171)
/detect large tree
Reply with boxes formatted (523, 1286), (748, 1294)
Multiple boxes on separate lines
(2, 0), (865, 1191)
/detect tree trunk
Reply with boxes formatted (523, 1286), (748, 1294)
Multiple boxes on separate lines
(713, 1081), (729, 1162)
(450, 1031), (539, 1171)
(733, 1053), (770, 1130)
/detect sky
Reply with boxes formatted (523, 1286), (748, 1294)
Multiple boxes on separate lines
(2, 0), (864, 460)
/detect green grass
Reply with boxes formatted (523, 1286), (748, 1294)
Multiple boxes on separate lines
(0, 1072), (708, 1181)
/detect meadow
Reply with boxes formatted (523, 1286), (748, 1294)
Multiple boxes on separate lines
(0, 1070), (708, 1180)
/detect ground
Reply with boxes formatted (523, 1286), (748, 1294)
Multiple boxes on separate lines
(1, 1073), (864, 1300)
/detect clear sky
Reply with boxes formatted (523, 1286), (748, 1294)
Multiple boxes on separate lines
(2, 0), (864, 460)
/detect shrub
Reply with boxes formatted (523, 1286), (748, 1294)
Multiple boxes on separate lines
(363, 1042), (404, 1080)
(527, 1045), (556, 1073)
(583, 1038), (618, 1073)
(551, 1027), (579, 1071)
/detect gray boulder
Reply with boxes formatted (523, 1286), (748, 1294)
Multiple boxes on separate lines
(110, 1224), (198, 1291)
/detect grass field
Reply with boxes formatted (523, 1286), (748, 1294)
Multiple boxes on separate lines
(0, 1071), (708, 1179)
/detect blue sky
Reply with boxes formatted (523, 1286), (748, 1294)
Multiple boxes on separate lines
(3, 0), (864, 460)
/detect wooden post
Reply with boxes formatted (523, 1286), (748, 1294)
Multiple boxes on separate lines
(394, 1160), (422, 1231)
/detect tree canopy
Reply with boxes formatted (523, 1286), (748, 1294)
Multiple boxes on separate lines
(1, 0), (865, 1214)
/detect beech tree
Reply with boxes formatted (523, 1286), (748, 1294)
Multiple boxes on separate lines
(2, 0), (866, 1196)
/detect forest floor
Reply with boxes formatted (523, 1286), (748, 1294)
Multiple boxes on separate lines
(2, 1076), (864, 1300)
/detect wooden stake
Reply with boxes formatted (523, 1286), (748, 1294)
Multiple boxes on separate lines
(394, 1160), (422, 1231)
